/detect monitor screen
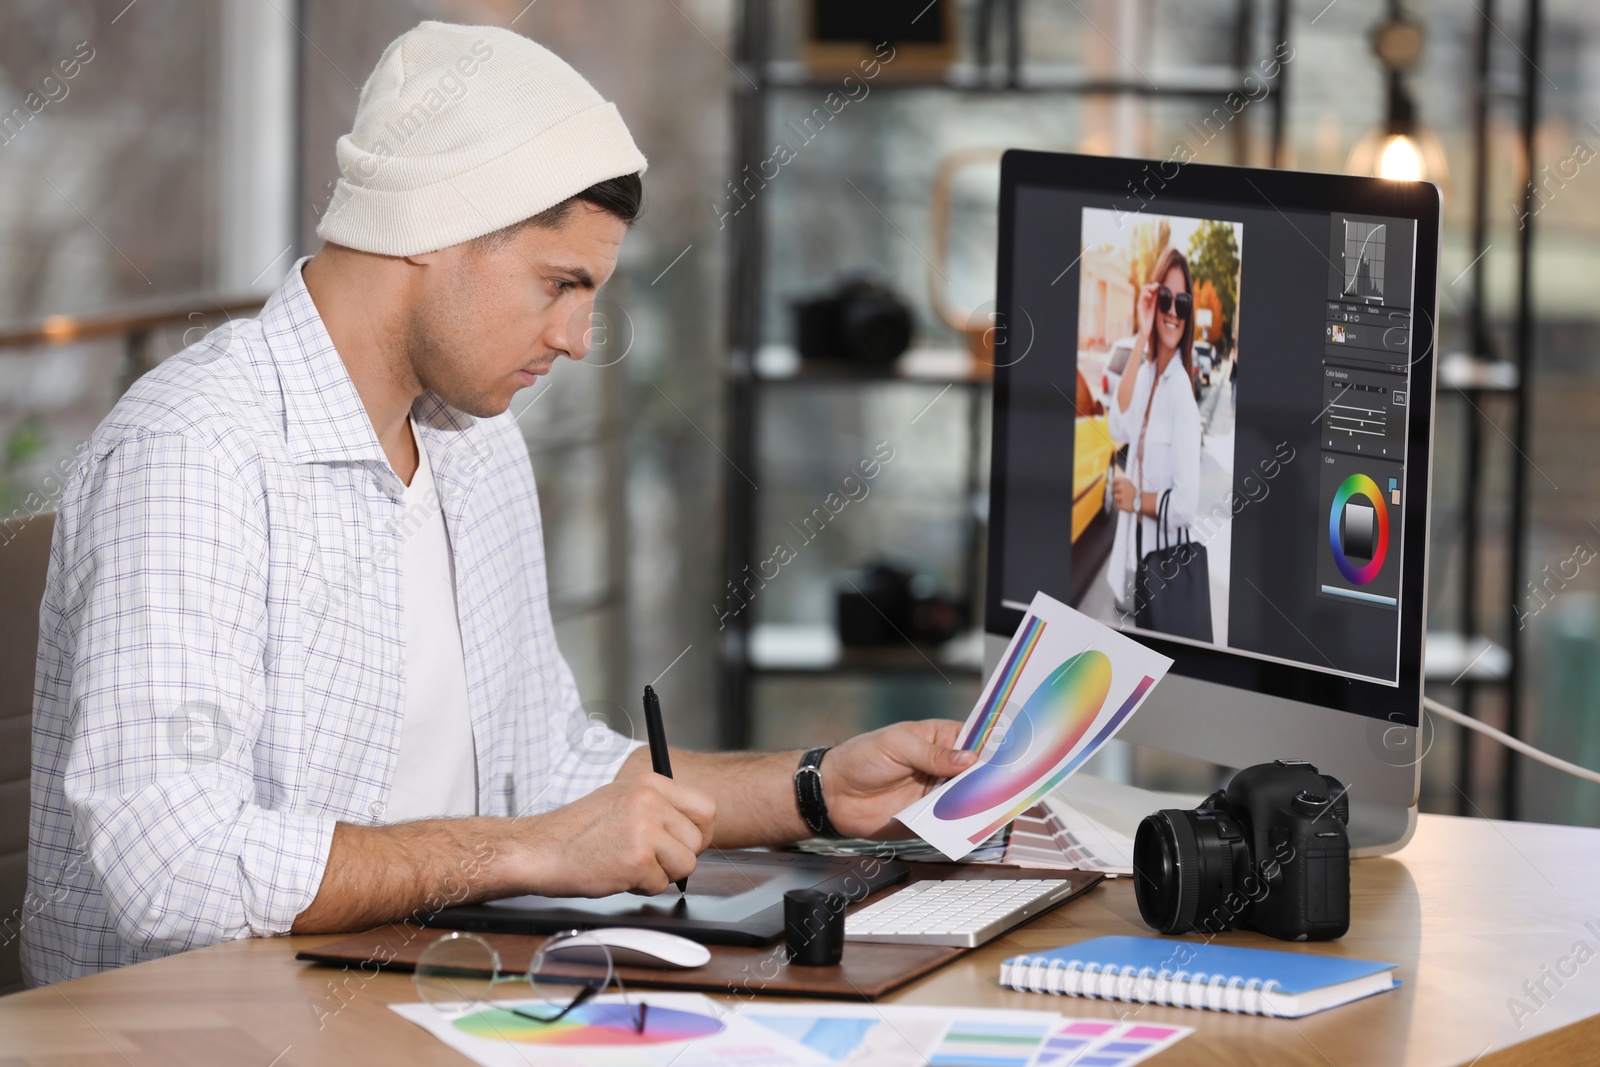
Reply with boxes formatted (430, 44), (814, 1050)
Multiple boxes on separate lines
(985, 152), (1439, 727)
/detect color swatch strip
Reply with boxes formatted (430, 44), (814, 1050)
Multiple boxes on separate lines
(965, 614), (1046, 753)
(929, 1019), (1055, 1067)
(1031, 1019), (1191, 1066)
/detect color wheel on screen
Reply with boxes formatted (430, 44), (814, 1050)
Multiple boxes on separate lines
(1328, 472), (1390, 585)
(453, 1002), (722, 1045)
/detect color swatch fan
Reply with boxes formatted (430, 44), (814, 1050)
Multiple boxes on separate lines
(899, 592), (1172, 860)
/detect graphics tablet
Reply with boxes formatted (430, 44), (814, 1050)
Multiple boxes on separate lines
(427, 849), (908, 946)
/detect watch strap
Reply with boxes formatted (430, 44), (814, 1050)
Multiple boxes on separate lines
(794, 746), (842, 838)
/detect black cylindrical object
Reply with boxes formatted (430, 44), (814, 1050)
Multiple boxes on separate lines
(783, 889), (846, 966)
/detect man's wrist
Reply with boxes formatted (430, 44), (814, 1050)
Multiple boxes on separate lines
(489, 815), (535, 893)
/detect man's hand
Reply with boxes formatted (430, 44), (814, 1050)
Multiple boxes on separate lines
(514, 776), (715, 897)
(820, 719), (976, 839)
(291, 776), (715, 935)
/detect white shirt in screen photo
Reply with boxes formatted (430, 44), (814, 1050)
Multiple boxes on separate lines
(1106, 349), (1203, 608)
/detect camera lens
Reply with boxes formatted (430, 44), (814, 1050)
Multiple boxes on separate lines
(1133, 810), (1199, 934)
(1134, 808), (1250, 934)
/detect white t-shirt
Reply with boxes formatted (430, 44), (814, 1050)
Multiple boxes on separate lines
(386, 419), (478, 822)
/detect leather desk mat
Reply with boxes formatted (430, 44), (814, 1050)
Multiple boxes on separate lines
(296, 862), (1104, 1000)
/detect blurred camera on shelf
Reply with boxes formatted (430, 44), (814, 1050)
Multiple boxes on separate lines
(793, 278), (914, 368)
(836, 561), (965, 647)
(801, 0), (956, 81)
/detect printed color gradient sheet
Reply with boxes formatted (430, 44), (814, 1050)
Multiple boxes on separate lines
(898, 592), (1172, 859)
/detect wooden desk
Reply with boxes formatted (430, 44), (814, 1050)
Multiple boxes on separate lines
(1, 814), (1596, 1066)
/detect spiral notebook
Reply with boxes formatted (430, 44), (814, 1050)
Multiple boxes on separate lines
(1000, 936), (1399, 1018)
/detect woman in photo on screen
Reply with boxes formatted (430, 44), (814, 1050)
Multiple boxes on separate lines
(1106, 246), (1203, 619)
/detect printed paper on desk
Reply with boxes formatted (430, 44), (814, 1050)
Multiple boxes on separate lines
(897, 592), (1172, 860)
(390, 993), (828, 1067)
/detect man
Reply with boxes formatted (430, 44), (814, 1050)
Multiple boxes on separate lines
(23, 21), (974, 986)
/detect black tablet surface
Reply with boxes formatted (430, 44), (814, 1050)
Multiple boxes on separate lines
(427, 849), (908, 946)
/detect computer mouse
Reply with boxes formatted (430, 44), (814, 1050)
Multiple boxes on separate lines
(544, 927), (712, 970)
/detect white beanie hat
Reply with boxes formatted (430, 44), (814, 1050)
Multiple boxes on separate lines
(316, 21), (647, 256)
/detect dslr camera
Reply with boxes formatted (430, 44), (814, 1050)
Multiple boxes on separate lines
(1133, 759), (1350, 941)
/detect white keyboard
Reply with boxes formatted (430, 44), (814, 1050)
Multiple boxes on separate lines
(844, 878), (1075, 948)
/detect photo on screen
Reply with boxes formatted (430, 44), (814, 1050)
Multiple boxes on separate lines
(1068, 207), (1242, 649)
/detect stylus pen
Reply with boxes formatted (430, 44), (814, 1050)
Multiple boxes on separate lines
(642, 685), (687, 894)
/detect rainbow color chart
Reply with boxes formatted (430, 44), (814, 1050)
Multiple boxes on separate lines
(939, 656), (1157, 844)
(1328, 472), (1390, 585)
(454, 1002), (722, 1045)
(936, 650), (1112, 820)
(898, 592), (1173, 861)
(391, 993), (807, 1067)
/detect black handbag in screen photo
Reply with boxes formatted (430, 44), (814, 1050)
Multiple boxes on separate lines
(1135, 488), (1213, 641)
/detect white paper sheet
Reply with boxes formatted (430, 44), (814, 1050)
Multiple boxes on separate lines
(897, 592), (1172, 860)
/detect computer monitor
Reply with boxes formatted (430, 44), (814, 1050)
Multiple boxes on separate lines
(984, 150), (1440, 855)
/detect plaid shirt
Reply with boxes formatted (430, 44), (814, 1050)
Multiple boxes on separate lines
(23, 259), (640, 986)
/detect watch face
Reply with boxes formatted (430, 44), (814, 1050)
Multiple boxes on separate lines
(1373, 19), (1424, 70)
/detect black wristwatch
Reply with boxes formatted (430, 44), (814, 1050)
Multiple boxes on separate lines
(794, 746), (842, 838)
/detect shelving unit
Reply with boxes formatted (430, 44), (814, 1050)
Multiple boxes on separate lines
(716, 0), (1291, 748)
(1425, 0), (1544, 819)
(745, 344), (991, 689)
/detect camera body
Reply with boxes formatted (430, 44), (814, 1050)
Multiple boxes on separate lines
(836, 561), (965, 647)
(1133, 759), (1351, 941)
(794, 278), (913, 366)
